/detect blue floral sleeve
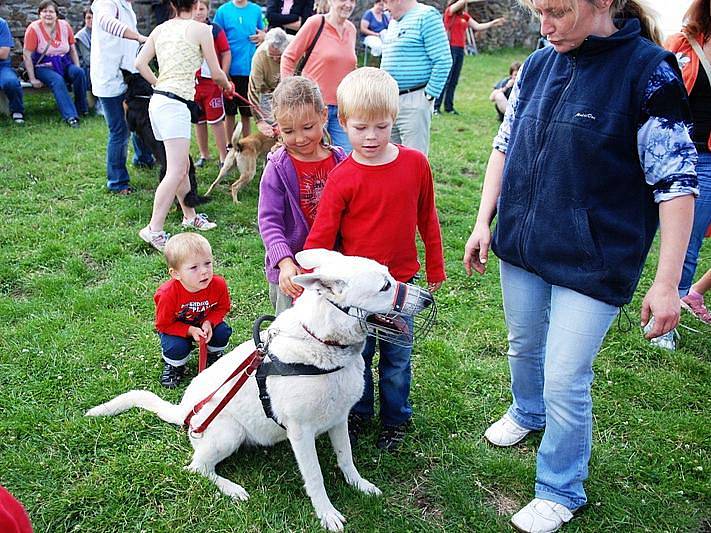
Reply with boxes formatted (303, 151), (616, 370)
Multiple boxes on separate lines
(638, 59), (698, 202)
(492, 63), (522, 154)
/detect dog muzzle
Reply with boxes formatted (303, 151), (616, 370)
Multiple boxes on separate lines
(352, 282), (436, 348)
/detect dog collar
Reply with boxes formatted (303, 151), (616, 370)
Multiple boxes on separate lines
(302, 324), (350, 348)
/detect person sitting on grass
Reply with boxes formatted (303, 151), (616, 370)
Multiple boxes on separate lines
(304, 67), (446, 452)
(154, 233), (232, 388)
(490, 60), (520, 122)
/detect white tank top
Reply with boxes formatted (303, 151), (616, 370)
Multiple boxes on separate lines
(153, 18), (203, 100)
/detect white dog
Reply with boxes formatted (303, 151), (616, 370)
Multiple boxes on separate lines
(86, 249), (432, 531)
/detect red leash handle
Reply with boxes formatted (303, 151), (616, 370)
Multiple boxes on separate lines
(198, 337), (207, 374)
(184, 349), (263, 436)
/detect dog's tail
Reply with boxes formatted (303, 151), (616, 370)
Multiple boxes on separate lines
(86, 390), (186, 426)
(183, 191), (211, 207)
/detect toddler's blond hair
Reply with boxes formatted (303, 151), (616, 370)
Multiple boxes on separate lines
(164, 233), (212, 270)
(337, 67), (399, 123)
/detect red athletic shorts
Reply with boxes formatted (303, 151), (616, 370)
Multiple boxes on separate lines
(194, 77), (225, 124)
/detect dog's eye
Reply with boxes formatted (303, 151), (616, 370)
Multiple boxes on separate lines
(380, 280), (391, 292)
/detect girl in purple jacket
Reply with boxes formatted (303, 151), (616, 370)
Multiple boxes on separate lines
(257, 76), (347, 314)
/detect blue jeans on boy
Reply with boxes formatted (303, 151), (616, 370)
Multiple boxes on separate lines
(0, 66), (24, 115)
(435, 46), (464, 113)
(327, 105), (352, 153)
(351, 315), (414, 426)
(499, 261), (618, 510)
(34, 64), (88, 120)
(679, 151), (711, 295)
(159, 321), (232, 367)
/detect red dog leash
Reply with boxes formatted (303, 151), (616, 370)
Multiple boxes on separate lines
(198, 337), (207, 374)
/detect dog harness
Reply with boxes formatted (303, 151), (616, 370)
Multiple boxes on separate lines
(184, 315), (344, 435)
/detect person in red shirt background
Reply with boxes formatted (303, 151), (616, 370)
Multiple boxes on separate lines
(193, 0), (232, 168)
(154, 233), (232, 388)
(435, 0), (504, 115)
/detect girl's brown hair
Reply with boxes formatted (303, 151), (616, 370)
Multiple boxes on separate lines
(682, 0), (711, 39)
(271, 76), (325, 123)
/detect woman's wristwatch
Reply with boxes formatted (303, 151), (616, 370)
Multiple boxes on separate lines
(425, 93), (434, 102)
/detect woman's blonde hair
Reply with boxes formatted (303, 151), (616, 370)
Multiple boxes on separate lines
(519, 0), (662, 45)
(337, 67), (399, 123)
(271, 76), (325, 124)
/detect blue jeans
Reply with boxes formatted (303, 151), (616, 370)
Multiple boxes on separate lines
(327, 105), (352, 153)
(0, 66), (24, 114)
(159, 321), (232, 366)
(351, 315), (414, 426)
(34, 64), (88, 120)
(679, 151), (711, 295)
(500, 261), (618, 510)
(435, 46), (464, 113)
(99, 93), (131, 191)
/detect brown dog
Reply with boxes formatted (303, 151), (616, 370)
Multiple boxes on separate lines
(205, 122), (277, 203)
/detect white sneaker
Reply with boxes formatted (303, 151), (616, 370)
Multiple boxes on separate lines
(484, 413), (531, 447)
(139, 226), (170, 252)
(182, 213), (217, 231)
(511, 498), (573, 533)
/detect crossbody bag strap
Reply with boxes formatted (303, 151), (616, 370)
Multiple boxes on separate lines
(294, 15), (326, 75)
(686, 33), (711, 81)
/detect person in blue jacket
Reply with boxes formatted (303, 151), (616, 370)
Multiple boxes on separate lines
(463, 1), (697, 532)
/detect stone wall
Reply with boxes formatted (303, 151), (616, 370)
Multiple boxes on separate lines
(1, 0), (537, 67)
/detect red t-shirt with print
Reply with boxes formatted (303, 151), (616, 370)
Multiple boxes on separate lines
(291, 154), (337, 227)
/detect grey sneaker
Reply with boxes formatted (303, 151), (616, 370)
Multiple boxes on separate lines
(195, 157), (209, 168)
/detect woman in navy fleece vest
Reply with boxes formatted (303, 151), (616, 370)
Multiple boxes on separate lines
(463, 1), (697, 532)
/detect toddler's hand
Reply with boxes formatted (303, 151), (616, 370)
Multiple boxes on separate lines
(427, 281), (443, 293)
(188, 325), (207, 343)
(201, 321), (213, 343)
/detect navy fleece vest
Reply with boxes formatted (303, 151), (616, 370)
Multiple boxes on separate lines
(491, 20), (676, 307)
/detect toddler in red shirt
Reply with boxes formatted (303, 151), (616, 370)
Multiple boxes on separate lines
(304, 67), (445, 451)
(154, 233), (232, 388)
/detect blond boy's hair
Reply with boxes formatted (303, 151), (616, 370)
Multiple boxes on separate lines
(164, 233), (212, 269)
(337, 67), (399, 123)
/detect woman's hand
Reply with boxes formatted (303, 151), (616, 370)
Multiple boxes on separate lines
(463, 221), (492, 276)
(29, 78), (43, 88)
(278, 257), (304, 298)
(257, 120), (276, 137)
(640, 281), (681, 339)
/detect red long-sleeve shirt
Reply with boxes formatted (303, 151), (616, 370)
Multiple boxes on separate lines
(154, 276), (231, 337)
(305, 145), (446, 284)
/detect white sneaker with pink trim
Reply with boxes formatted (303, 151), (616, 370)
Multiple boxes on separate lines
(182, 213), (217, 231)
(511, 498), (574, 533)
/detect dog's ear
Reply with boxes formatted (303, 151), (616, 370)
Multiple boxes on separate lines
(296, 249), (342, 270)
(292, 273), (346, 297)
(120, 68), (133, 83)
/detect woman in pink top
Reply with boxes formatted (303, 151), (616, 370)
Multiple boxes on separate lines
(281, 0), (356, 152)
(22, 0), (88, 126)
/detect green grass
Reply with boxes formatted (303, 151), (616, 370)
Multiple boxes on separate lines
(1, 49), (709, 532)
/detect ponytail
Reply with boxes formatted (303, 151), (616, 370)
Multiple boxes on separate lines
(612, 0), (663, 45)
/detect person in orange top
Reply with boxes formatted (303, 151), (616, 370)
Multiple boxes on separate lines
(664, 0), (711, 342)
(280, 0), (357, 152)
(22, 0), (88, 126)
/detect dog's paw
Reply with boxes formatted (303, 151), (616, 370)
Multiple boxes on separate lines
(318, 507), (346, 531)
(354, 478), (382, 496)
(217, 479), (250, 501)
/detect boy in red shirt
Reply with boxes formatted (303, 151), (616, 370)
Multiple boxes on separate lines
(304, 67), (445, 451)
(154, 233), (232, 388)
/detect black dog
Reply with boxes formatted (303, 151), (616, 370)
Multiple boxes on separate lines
(122, 70), (208, 207)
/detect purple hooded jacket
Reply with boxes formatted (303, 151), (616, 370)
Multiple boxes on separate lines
(257, 145), (347, 284)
